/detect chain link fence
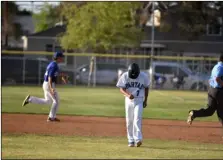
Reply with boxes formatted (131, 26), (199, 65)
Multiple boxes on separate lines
(1, 50), (219, 91)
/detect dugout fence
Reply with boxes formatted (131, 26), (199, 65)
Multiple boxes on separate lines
(1, 50), (219, 91)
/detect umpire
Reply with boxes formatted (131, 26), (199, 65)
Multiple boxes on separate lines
(187, 54), (223, 129)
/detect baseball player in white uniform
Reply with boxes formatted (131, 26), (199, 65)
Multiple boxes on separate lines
(116, 63), (150, 147)
(22, 52), (67, 122)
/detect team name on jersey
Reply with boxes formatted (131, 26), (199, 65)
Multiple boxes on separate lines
(125, 82), (143, 89)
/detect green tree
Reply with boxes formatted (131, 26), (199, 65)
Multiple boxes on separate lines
(1, 1), (24, 44)
(139, 1), (223, 40)
(33, 2), (62, 32)
(60, 2), (143, 52)
(171, 1), (223, 39)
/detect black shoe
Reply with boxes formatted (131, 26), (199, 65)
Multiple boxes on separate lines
(22, 95), (30, 107)
(136, 141), (142, 147)
(47, 117), (60, 122)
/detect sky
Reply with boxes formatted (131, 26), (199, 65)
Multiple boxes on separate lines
(15, 1), (60, 13)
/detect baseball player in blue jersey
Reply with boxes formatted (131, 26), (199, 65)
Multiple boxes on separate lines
(22, 52), (67, 122)
(116, 63), (150, 147)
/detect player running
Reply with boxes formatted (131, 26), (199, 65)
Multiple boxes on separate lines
(116, 63), (150, 147)
(22, 52), (67, 122)
(187, 54), (223, 133)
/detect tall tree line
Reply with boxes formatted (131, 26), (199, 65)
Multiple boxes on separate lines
(7, 1), (223, 50)
(2, 1), (32, 47)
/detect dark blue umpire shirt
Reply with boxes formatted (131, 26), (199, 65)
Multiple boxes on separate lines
(209, 62), (223, 88)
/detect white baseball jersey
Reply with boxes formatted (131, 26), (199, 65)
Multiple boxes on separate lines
(116, 72), (150, 100)
(117, 71), (150, 144)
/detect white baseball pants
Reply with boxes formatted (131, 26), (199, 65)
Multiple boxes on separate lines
(29, 81), (60, 119)
(125, 98), (143, 143)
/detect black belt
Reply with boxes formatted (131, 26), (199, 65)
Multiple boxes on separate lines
(211, 87), (223, 90)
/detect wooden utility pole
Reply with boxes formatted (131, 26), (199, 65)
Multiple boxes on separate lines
(3, 1), (8, 47)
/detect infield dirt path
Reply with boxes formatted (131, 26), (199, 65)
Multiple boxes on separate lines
(2, 113), (223, 144)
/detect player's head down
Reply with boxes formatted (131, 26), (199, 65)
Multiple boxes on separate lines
(128, 63), (140, 79)
(53, 52), (64, 63)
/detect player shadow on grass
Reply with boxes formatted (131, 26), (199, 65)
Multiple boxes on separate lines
(141, 146), (223, 152)
(147, 124), (222, 129)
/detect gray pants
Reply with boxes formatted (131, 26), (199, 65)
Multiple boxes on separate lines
(29, 82), (60, 119)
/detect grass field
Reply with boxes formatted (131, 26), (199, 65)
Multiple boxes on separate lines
(2, 86), (223, 159)
(2, 134), (223, 159)
(2, 86), (217, 121)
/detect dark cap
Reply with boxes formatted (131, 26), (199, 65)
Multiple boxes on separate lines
(128, 63), (140, 79)
(53, 52), (64, 59)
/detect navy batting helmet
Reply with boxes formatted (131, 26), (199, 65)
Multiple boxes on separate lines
(128, 63), (140, 79)
(53, 52), (64, 59)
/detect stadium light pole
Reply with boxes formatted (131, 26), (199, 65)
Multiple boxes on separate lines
(149, 1), (155, 90)
(31, 1), (34, 13)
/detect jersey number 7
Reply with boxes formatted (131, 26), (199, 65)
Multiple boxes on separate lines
(136, 90), (140, 96)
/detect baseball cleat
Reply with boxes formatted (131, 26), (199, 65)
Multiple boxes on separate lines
(47, 117), (60, 122)
(22, 95), (30, 107)
(136, 141), (142, 147)
(187, 110), (194, 125)
(128, 142), (135, 147)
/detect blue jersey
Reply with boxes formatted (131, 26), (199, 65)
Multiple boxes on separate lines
(209, 62), (223, 88)
(44, 61), (59, 83)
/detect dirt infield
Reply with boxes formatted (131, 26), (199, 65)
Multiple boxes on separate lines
(2, 113), (223, 144)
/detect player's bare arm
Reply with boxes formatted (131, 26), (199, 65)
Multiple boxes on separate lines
(216, 77), (223, 86)
(120, 88), (134, 99)
(62, 77), (67, 84)
(60, 72), (68, 84)
(143, 87), (149, 108)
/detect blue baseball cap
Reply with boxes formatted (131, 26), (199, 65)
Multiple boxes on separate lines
(53, 52), (64, 58)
